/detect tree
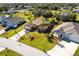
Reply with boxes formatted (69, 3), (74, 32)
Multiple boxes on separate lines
(51, 6), (60, 10)
(32, 9), (43, 17)
(48, 33), (54, 43)
(32, 9), (53, 20)
(42, 10), (53, 20)
(31, 4), (49, 10)
(0, 6), (8, 12)
(56, 12), (76, 22)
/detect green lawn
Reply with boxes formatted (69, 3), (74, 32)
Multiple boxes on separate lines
(76, 13), (79, 21)
(0, 48), (22, 56)
(0, 25), (4, 30)
(48, 17), (58, 23)
(19, 32), (56, 51)
(13, 12), (34, 23)
(52, 10), (61, 15)
(74, 46), (79, 56)
(0, 23), (25, 38)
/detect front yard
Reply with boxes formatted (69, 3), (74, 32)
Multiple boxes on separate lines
(0, 25), (4, 30)
(0, 48), (22, 56)
(74, 46), (79, 56)
(19, 32), (58, 51)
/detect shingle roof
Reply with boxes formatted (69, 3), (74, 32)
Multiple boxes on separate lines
(9, 17), (24, 24)
(31, 19), (43, 26)
(24, 19), (43, 30)
(24, 23), (36, 30)
(3, 16), (25, 24)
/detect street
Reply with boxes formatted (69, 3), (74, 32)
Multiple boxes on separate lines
(0, 37), (48, 56)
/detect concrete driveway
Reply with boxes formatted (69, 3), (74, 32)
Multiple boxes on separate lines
(9, 29), (26, 41)
(0, 28), (6, 52)
(47, 40), (78, 56)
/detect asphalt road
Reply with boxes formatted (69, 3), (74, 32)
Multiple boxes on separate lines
(0, 37), (48, 56)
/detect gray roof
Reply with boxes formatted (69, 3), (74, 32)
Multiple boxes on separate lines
(2, 16), (25, 25)
(31, 19), (43, 26)
(54, 22), (79, 44)
(59, 22), (79, 35)
(69, 34), (79, 44)
(9, 17), (24, 24)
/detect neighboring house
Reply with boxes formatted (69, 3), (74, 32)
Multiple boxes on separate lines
(73, 9), (79, 12)
(60, 12), (69, 16)
(73, 6), (79, 12)
(53, 30), (79, 44)
(57, 12), (75, 22)
(1, 11), (7, 14)
(61, 6), (72, 11)
(24, 19), (57, 33)
(53, 22), (79, 44)
(24, 5), (31, 9)
(24, 19), (44, 31)
(7, 8), (16, 14)
(1, 9), (16, 14)
(59, 22), (79, 34)
(0, 16), (3, 23)
(0, 16), (25, 31)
